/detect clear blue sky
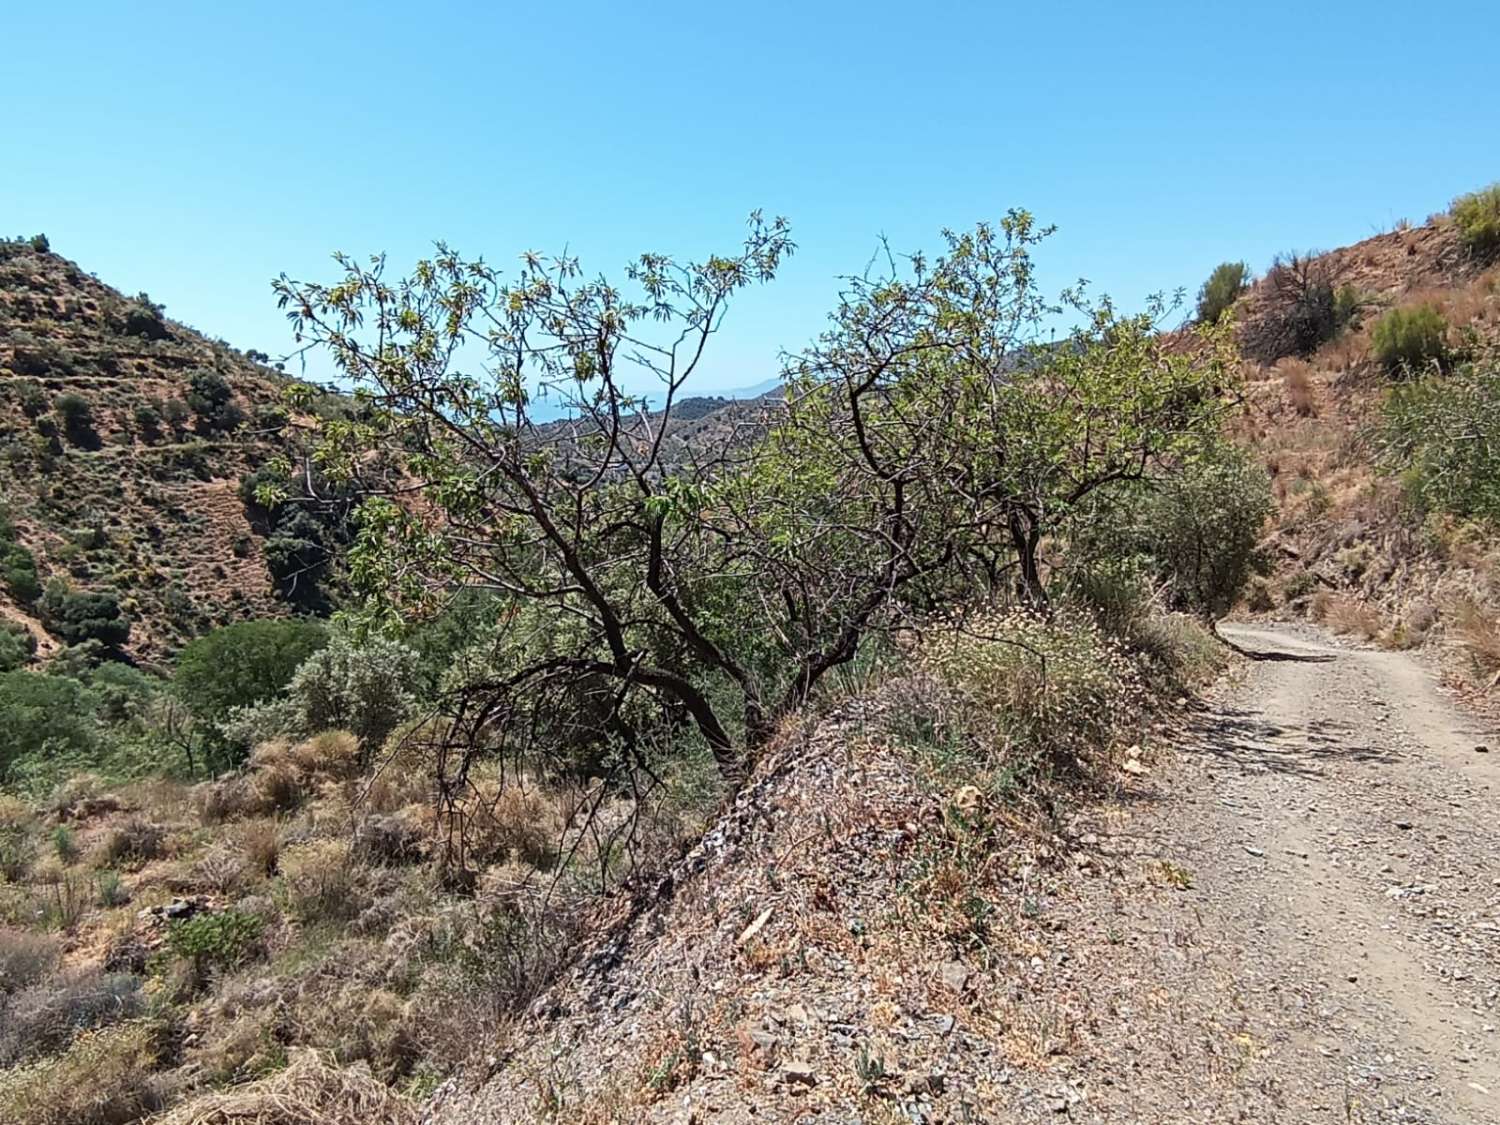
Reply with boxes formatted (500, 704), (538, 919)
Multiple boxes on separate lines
(6, 1), (1496, 393)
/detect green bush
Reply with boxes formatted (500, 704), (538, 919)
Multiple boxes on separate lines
(1379, 353), (1500, 522)
(52, 394), (99, 449)
(0, 623), (36, 672)
(0, 671), (98, 781)
(287, 631), (419, 752)
(1451, 183), (1500, 259)
(119, 293), (168, 341)
(174, 619), (328, 732)
(0, 509), (42, 607)
(166, 909), (264, 974)
(1196, 261), (1249, 324)
(1370, 303), (1450, 376)
(38, 585), (130, 649)
(185, 371), (245, 434)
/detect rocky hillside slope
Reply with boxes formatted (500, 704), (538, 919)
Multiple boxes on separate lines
(1229, 216), (1500, 694)
(0, 237), (300, 663)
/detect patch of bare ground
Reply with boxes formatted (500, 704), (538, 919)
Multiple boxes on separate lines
(430, 622), (1498, 1124)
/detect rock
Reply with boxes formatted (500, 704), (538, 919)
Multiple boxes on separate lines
(1476, 745), (1490, 754)
(781, 1060), (816, 1087)
(1395, 820), (1413, 830)
(162, 897), (202, 921)
(1121, 759), (1147, 776)
(939, 960), (970, 994)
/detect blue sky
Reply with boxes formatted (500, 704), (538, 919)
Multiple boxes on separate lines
(5, 1), (1497, 394)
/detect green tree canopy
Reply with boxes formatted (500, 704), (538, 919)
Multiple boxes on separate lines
(173, 618), (328, 728)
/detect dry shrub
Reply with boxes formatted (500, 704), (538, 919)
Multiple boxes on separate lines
(194, 844), (248, 896)
(353, 812), (425, 867)
(238, 820), (281, 879)
(0, 929), (61, 994)
(1447, 596), (1500, 678)
(0, 1021), (159, 1125)
(100, 818), (165, 867)
(1323, 596), (1383, 640)
(285, 731), (362, 783)
(151, 1048), (417, 1125)
(443, 779), (560, 872)
(1278, 359), (1318, 417)
(282, 839), (366, 926)
(195, 777), (263, 825)
(0, 968), (145, 1066)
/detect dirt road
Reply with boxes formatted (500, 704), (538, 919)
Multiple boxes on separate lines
(1072, 622), (1498, 1123)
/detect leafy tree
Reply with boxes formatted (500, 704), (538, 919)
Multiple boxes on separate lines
(173, 618), (328, 730)
(0, 509), (42, 605)
(1196, 261), (1249, 323)
(274, 213), (1241, 786)
(0, 671), (97, 781)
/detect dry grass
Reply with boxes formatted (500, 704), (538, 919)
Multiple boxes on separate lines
(1446, 596), (1500, 679)
(1278, 359), (1318, 417)
(0, 1022), (158, 1125)
(1318, 595), (1383, 641)
(152, 1049), (417, 1125)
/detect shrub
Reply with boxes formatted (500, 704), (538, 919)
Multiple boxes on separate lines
(0, 1021), (159, 1125)
(100, 818), (164, 867)
(1241, 253), (1354, 363)
(918, 607), (1144, 776)
(150, 1049), (419, 1125)
(0, 969), (145, 1066)
(0, 824), (36, 882)
(167, 909), (264, 976)
(174, 619), (328, 744)
(287, 632), (419, 753)
(51, 824), (78, 864)
(1142, 442), (1273, 619)
(0, 930), (60, 995)
(1379, 355), (1500, 521)
(1280, 359), (1317, 416)
(185, 370), (245, 433)
(1451, 183), (1500, 259)
(38, 584), (130, 649)
(1196, 261), (1249, 323)
(95, 869), (129, 907)
(0, 671), (98, 781)
(0, 622), (36, 671)
(52, 394), (98, 448)
(119, 293), (168, 341)
(1370, 303), (1449, 376)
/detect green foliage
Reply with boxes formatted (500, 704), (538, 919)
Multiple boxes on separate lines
(166, 909), (263, 973)
(1378, 350), (1500, 522)
(52, 394), (98, 449)
(1196, 261), (1249, 323)
(173, 619), (328, 733)
(0, 510), (42, 606)
(286, 630), (419, 751)
(1451, 183), (1500, 259)
(0, 623), (36, 672)
(38, 584), (130, 649)
(185, 371), (245, 434)
(1370, 303), (1450, 376)
(119, 292), (168, 340)
(0, 671), (98, 781)
(1073, 439), (1272, 620)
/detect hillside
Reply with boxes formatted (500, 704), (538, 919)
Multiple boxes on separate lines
(0, 237), (307, 664)
(1224, 214), (1500, 695)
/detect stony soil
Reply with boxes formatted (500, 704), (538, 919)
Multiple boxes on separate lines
(430, 623), (1498, 1124)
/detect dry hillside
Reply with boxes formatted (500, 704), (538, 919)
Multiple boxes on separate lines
(0, 237), (303, 663)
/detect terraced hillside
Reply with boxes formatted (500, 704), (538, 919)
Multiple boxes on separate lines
(0, 236), (300, 664)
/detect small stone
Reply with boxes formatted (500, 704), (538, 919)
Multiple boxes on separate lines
(939, 960), (970, 994)
(1121, 759), (1147, 776)
(1476, 745), (1490, 754)
(1395, 821), (1414, 830)
(781, 1060), (816, 1086)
